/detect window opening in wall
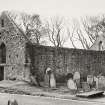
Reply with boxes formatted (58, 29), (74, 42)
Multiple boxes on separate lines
(9, 55), (10, 58)
(16, 54), (18, 58)
(0, 33), (1, 39)
(1, 19), (4, 27)
(99, 41), (103, 51)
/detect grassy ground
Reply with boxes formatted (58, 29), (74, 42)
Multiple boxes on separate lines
(0, 80), (75, 99)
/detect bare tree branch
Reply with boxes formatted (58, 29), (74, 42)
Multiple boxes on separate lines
(46, 17), (66, 47)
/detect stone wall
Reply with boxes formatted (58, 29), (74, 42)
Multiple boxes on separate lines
(90, 34), (105, 51)
(0, 12), (27, 80)
(26, 43), (105, 82)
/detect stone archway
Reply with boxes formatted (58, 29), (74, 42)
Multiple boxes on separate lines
(0, 43), (6, 63)
(0, 43), (6, 80)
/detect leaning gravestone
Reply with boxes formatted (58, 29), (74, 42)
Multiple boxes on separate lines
(73, 71), (81, 89)
(67, 78), (77, 94)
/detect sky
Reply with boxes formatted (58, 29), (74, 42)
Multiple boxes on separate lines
(1, 0), (105, 18)
(1, 0), (105, 48)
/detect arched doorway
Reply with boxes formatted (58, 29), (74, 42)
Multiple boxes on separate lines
(0, 43), (6, 63)
(0, 43), (6, 80)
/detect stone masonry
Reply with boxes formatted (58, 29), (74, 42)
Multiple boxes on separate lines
(0, 12), (28, 80)
(0, 11), (105, 83)
(26, 43), (105, 83)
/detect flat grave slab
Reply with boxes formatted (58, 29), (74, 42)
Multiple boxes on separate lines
(76, 90), (104, 98)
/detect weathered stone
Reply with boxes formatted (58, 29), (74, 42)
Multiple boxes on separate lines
(44, 67), (52, 87)
(0, 12), (28, 81)
(67, 78), (77, 90)
(44, 67), (56, 88)
(73, 71), (81, 89)
(94, 76), (98, 89)
(73, 72), (80, 80)
(87, 75), (94, 88)
(98, 76), (105, 90)
(90, 33), (105, 51)
(26, 43), (105, 83)
(1, 11), (105, 84)
(50, 73), (56, 88)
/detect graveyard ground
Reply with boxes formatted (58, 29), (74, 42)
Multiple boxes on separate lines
(0, 80), (76, 99)
(0, 80), (105, 102)
(0, 80), (105, 105)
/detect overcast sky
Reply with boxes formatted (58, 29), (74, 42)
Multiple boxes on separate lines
(1, 0), (105, 18)
(1, 0), (105, 48)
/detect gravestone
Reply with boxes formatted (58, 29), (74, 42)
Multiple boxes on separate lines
(67, 78), (77, 91)
(44, 67), (56, 88)
(50, 73), (56, 88)
(73, 71), (81, 89)
(44, 67), (51, 87)
(73, 72), (80, 80)
(87, 75), (94, 88)
(98, 76), (105, 90)
(94, 76), (98, 89)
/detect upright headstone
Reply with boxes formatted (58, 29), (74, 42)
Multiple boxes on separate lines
(94, 76), (98, 89)
(44, 67), (51, 87)
(50, 72), (56, 88)
(73, 71), (81, 89)
(98, 76), (105, 90)
(87, 75), (94, 88)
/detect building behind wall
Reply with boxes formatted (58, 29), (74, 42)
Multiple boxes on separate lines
(90, 33), (105, 51)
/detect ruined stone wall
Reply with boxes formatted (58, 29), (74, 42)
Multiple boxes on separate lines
(90, 34), (105, 51)
(0, 12), (27, 80)
(26, 43), (105, 82)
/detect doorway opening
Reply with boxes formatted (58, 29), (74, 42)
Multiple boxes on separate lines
(0, 66), (4, 80)
(0, 43), (6, 81)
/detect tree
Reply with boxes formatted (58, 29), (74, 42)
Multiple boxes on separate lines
(67, 19), (90, 49)
(67, 15), (105, 49)
(46, 16), (67, 47)
(20, 13), (47, 45)
(7, 11), (47, 45)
